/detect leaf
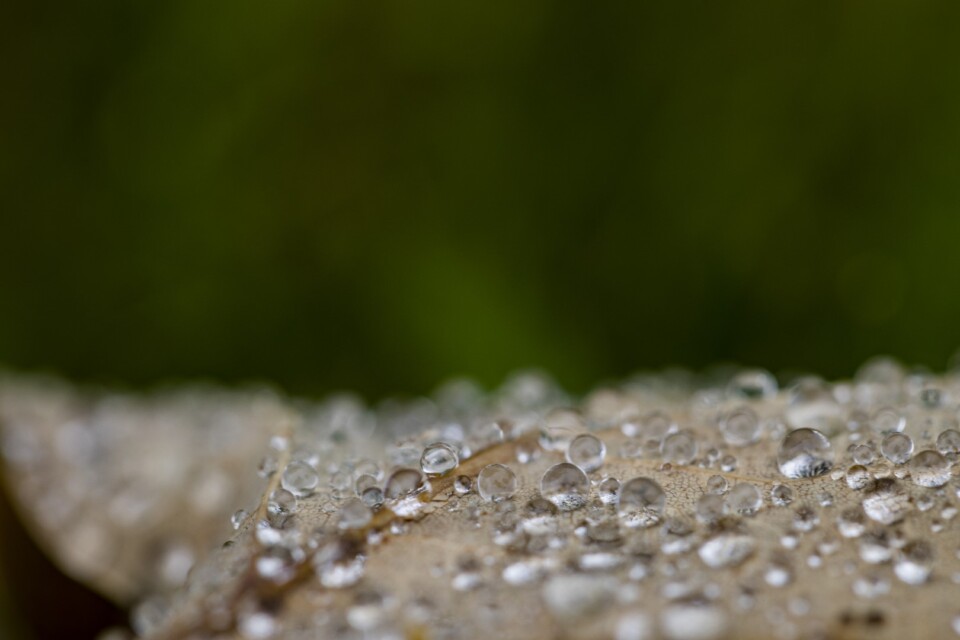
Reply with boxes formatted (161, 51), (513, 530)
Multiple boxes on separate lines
(3, 367), (960, 639)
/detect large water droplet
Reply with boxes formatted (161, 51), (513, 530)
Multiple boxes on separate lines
(477, 463), (517, 502)
(726, 483), (762, 516)
(540, 462), (589, 511)
(777, 428), (833, 478)
(617, 477), (665, 528)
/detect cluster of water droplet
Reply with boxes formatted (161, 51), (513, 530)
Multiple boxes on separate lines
(5, 358), (960, 639)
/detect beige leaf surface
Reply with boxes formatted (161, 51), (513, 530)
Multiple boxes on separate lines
(3, 365), (960, 639)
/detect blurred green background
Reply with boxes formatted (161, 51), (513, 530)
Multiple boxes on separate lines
(3, 1), (960, 638)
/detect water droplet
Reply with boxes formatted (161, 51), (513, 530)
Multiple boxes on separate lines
(566, 434), (606, 472)
(640, 410), (674, 440)
(719, 454), (738, 472)
(845, 465), (871, 490)
(764, 558), (793, 587)
(540, 462), (589, 511)
(661, 604), (728, 640)
(617, 477), (666, 528)
(792, 505), (819, 532)
(338, 498), (372, 530)
(727, 368), (778, 400)
(698, 532), (755, 568)
(598, 477), (621, 504)
(706, 474), (728, 495)
(542, 575), (617, 621)
(360, 486), (383, 508)
(420, 442), (459, 476)
(894, 540), (933, 585)
(881, 432), (913, 465)
(937, 429), (960, 456)
(454, 475), (472, 495)
(726, 483), (762, 516)
(777, 428), (833, 478)
(852, 572), (890, 599)
(720, 406), (761, 446)
(477, 463), (517, 502)
(383, 468), (428, 500)
(862, 478), (912, 524)
(231, 509), (248, 530)
(238, 610), (278, 639)
(910, 450), (951, 487)
(266, 488), (297, 527)
(837, 507), (867, 538)
(770, 484), (793, 506)
(661, 430), (697, 464)
(851, 443), (876, 465)
(695, 493), (724, 524)
(872, 406), (906, 433)
(280, 461), (319, 497)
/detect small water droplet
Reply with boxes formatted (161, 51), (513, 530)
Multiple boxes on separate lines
(383, 468), (428, 500)
(698, 532), (755, 568)
(845, 465), (871, 490)
(280, 461), (319, 497)
(566, 434), (606, 472)
(852, 443), (877, 465)
(720, 406), (761, 446)
(661, 431), (697, 464)
(338, 498), (372, 530)
(598, 477), (621, 504)
(705, 474), (728, 495)
(777, 428), (833, 478)
(454, 475), (472, 495)
(881, 432), (913, 465)
(910, 450), (951, 487)
(937, 429), (960, 455)
(617, 477), (666, 528)
(862, 478), (912, 524)
(420, 442), (459, 476)
(477, 463), (517, 502)
(894, 540), (933, 585)
(540, 462), (589, 511)
(771, 484), (793, 506)
(726, 483), (762, 516)
(231, 509), (248, 530)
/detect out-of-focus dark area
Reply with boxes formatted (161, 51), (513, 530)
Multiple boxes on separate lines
(2, 1), (960, 638)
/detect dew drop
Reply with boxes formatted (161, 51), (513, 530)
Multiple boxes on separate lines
(727, 368), (778, 400)
(338, 498), (372, 531)
(845, 465), (871, 490)
(540, 462), (589, 511)
(937, 429), (960, 456)
(477, 463), (517, 502)
(598, 477), (621, 504)
(698, 532), (755, 568)
(383, 468), (428, 500)
(777, 428), (833, 478)
(720, 406), (761, 446)
(231, 509), (248, 531)
(280, 461), (319, 497)
(862, 478), (912, 524)
(566, 434), (606, 472)
(454, 475), (472, 496)
(706, 474), (729, 495)
(851, 444), (876, 465)
(420, 442), (459, 476)
(770, 484), (793, 506)
(880, 432), (913, 465)
(894, 540), (933, 585)
(617, 477), (666, 528)
(910, 450), (951, 487)
(661, 430), (697, 465)
(726, 483), (762, 516)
